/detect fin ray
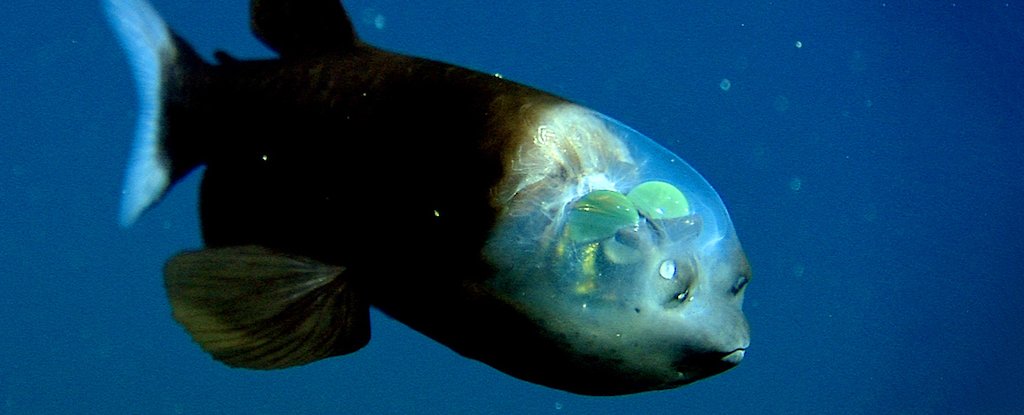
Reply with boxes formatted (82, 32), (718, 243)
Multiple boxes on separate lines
(105, 0), (209, 226)
(164, 246), (370, 369)
(104, 0), (174, 226)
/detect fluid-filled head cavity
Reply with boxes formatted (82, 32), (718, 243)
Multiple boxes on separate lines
(484, 103), (750, 394)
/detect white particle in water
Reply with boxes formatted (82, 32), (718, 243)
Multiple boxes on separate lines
(719, 78), (731, 91)
(789, 177), (802, 192)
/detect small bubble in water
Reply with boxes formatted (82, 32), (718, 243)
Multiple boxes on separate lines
(795, 40), (803, 48)
(719, 78), (731, 91)
(361, 9), (386, 30)
(554, 402), (563, 410)
(789, 177), (802, 192)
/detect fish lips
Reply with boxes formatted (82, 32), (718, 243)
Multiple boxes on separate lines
(670, 345), (749, 385)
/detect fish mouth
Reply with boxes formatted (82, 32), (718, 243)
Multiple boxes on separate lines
(721, 348), (746, 365)
(673, 347), (747, 382)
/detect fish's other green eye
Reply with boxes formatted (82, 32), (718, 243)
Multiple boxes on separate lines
(627, 181), (689, 220)
(566, 190), (639, 243)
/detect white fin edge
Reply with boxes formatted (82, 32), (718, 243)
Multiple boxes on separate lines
(104, 0), (174, 226)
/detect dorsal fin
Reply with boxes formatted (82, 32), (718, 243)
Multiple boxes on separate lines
(251, 0), (357, 58)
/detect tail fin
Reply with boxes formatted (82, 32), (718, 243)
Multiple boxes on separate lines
(104, 0), (205, 226)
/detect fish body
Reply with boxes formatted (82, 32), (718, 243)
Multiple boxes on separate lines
(106, 0), (751, 395)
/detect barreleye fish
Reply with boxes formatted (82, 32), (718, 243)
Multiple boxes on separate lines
(105, 0), (752, 395)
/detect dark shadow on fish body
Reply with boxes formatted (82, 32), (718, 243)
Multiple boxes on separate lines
(106, 0), (751, 395)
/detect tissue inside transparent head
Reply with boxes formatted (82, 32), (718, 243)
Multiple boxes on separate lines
(484, 105), (736, 326)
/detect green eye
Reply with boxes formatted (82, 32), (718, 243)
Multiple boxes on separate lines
(627, 181), (689, 220)
(566, 190), (639, 243)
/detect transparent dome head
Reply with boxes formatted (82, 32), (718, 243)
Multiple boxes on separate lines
(483, 103), (749, 391)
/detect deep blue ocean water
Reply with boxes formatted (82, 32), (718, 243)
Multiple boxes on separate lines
(2, 1), (1022, 413)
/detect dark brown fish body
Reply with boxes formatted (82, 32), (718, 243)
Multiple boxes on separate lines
(106, 0), (751, 395)
(194, 50), (584, 386)
(191, 48), (555, 259)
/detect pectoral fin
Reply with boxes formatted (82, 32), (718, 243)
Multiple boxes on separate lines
(164, 246), (369, 369)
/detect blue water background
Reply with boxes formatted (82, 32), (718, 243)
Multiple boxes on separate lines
(2, 1), (1022, 413)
